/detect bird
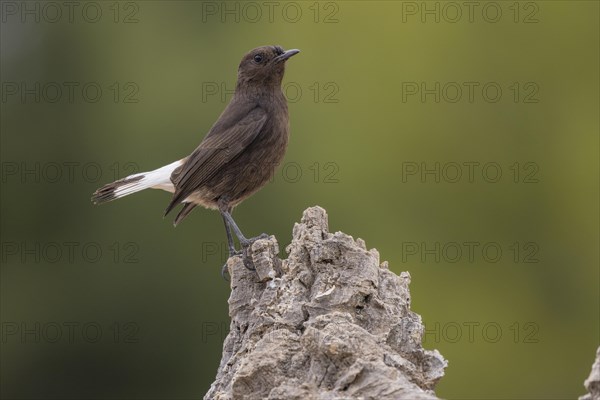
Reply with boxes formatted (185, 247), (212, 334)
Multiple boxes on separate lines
(92, 45), (300, 276)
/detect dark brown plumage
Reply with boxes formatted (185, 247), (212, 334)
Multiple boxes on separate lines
(92, 45), (300, 274)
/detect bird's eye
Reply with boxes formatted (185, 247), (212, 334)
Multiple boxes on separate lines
(253, 54), (263, 63)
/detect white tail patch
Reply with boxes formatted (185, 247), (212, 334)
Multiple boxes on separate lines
(92, 159), (183, 204)
(115, 160), (181, 197)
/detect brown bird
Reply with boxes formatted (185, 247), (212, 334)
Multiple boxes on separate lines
(92, 45), (300, 275)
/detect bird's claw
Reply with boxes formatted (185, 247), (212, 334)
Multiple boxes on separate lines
(242, 251), (256, 271)
(221, 262), (231, 281)
(222, 234), (270, 276)
(240, 233), (270, 249)
(239, 233), (270, 271)
(228, 249), (242, 258)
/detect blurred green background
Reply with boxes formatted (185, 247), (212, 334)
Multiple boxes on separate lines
(1, 1), (598, 399)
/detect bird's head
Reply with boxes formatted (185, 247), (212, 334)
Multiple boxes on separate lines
(237, 45), (300, 88)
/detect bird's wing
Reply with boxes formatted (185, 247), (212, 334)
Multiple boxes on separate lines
(164, 106), (268, 216)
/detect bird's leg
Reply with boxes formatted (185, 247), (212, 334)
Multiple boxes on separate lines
(220, 207), (239, 280)
(219, 209), (270, 271)
(221, 210), (254, 271)
(220, 216), (234, 281)
(221, 212), (239, 257)
(221, 210), (269, 248)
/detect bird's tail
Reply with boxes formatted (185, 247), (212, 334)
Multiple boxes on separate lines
(91, 160), (181, 205)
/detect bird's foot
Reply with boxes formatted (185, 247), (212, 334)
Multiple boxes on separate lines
(221, 262), (230, 281)
(220, 251), (256, 276)
(222, 234), (270, 275)
(240, 233), (270, 271)
(240, 233), (270, 248)
(228, 248), (242, 258)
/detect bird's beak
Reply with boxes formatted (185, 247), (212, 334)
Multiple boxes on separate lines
(276, 49), (300, 63)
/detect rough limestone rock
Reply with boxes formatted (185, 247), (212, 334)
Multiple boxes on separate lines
(205, 206), (447, 400)
(580, 346), (600, 400)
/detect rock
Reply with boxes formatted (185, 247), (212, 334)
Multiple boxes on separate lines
(580, 346), (600, 400)
(205, 206), (447, 400)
